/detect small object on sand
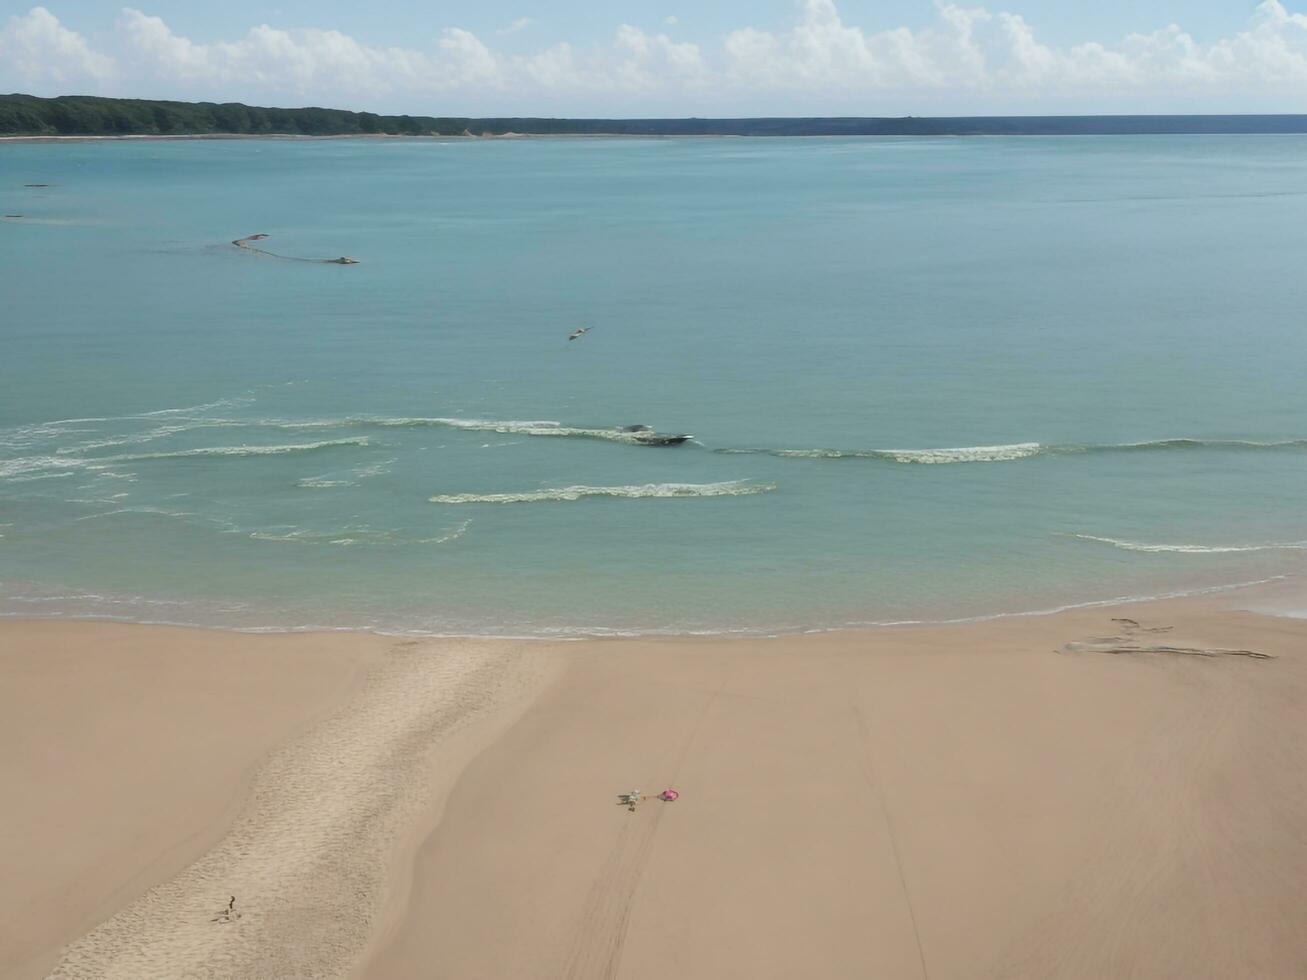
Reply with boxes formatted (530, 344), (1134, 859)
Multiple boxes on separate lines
(568, 326), (591, 341)
(619, 790), (643, 811)
(211, 895), (240, 923)
(659, 789), (679, 802)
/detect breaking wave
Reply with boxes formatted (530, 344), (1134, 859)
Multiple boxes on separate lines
(296, 457), (396, 489)
(0, 456), (89, 480)
(722, 443), (1043, 463)
(248, 527), (391, 546)
(116, 438), (370, 461)
(425, 519), (473, 545)
(1071, 534), (1307, 554)
(375, 417), (668, 445)
(74, 506), (199, 524)
(430, 481), (774, 504)
(719, 437), (1307, 464)
(12, 399), (1307, 465)
(1102, 437), (1307, 453)
(246, 518), (472, 547)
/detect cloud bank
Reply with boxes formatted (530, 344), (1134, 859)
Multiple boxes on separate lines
(3, 1), (1307, 115)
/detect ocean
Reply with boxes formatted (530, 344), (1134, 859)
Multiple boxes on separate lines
(3, 134), (1306, 636)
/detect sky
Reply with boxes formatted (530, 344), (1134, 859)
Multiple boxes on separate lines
(1, 1), (1305, 116)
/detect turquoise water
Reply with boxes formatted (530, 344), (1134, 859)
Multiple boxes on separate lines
(3, 135), (1307, 635)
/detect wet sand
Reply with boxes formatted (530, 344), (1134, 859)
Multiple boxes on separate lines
(5, 596), (1306, 979)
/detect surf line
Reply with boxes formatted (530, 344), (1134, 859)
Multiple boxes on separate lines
(232, 233), (359, 265)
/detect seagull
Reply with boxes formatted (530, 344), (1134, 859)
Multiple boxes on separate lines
(568, 327), (591, 342)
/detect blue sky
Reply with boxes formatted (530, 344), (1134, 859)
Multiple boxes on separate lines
(2, 2), (1305, 115)
(4, 2), (1269, 51)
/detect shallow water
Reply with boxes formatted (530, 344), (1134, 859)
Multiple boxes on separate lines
(3, 135), (1307, 635)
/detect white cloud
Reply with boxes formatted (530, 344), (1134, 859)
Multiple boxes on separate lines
(613, 24), (705, 90)
(498, 17), (533, 36)
(3, 2), (1307, 114)
(664, 16), (679, 27)
(117, 8), (432, 98)
(0, 6), (115, 91)
(718, 0), (1307, 110)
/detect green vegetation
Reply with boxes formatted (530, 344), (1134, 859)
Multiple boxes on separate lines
(0, 94), (472, 137)
(3, 93), (1307, 138)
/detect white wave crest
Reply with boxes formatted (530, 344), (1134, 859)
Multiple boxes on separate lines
(248, 520), (459, 547)
(383, 418), (655, 444)
(430, 481), (774, 504)
(876, 443), (1043, 463)
(296, 457), (395, 489)
(0, 455), (89, 480)
(1072, 534), (1307, 554)
(250, 528), (339, 543)
(722, 443), (1043, 463)
(421, 519), (473, 545)
(54, 420), (245, 455)
(1106, 437), (1307, 452)
(2, 469), (77, 483)
(135, 396), (254, 418)
(117, 437), (370, 461)
(249, 526), (391, 545)
(74, 507), (197, 523)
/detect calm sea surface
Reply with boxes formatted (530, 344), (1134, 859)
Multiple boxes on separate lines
(3, 135), (1306, 635)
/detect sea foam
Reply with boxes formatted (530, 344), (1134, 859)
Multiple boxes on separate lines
(116, 437), (370, 461)
(718, 436), (1307, 463)
(1071, 534), (1307, 554)
(430, 481), (774, 504)
(378, 418), (657, 445)
(720, 443), (1042, 463)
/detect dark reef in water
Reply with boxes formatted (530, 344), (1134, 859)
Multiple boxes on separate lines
(232, 233), (358, 265)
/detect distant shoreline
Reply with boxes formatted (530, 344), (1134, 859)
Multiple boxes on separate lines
(0, 132), (416, 144)
(0, 132), (677, 143)
(6, 94), (1307, 141)
(7, 130), (1307, 145)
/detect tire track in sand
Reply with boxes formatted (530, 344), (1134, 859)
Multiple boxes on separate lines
(561, 670), (730, 980)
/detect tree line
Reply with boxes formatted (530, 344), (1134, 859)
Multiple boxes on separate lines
(4, 94), (1307, 138)
(0, 94), (474, 137)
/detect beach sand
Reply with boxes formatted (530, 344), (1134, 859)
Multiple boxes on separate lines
(0, 623), (383, 979)
(4, 597), (1306, 979)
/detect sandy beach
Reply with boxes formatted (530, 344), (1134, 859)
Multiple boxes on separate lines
(4, 597), (1306, 979)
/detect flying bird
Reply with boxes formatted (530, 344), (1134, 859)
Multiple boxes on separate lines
(568, 327), (591, 341)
